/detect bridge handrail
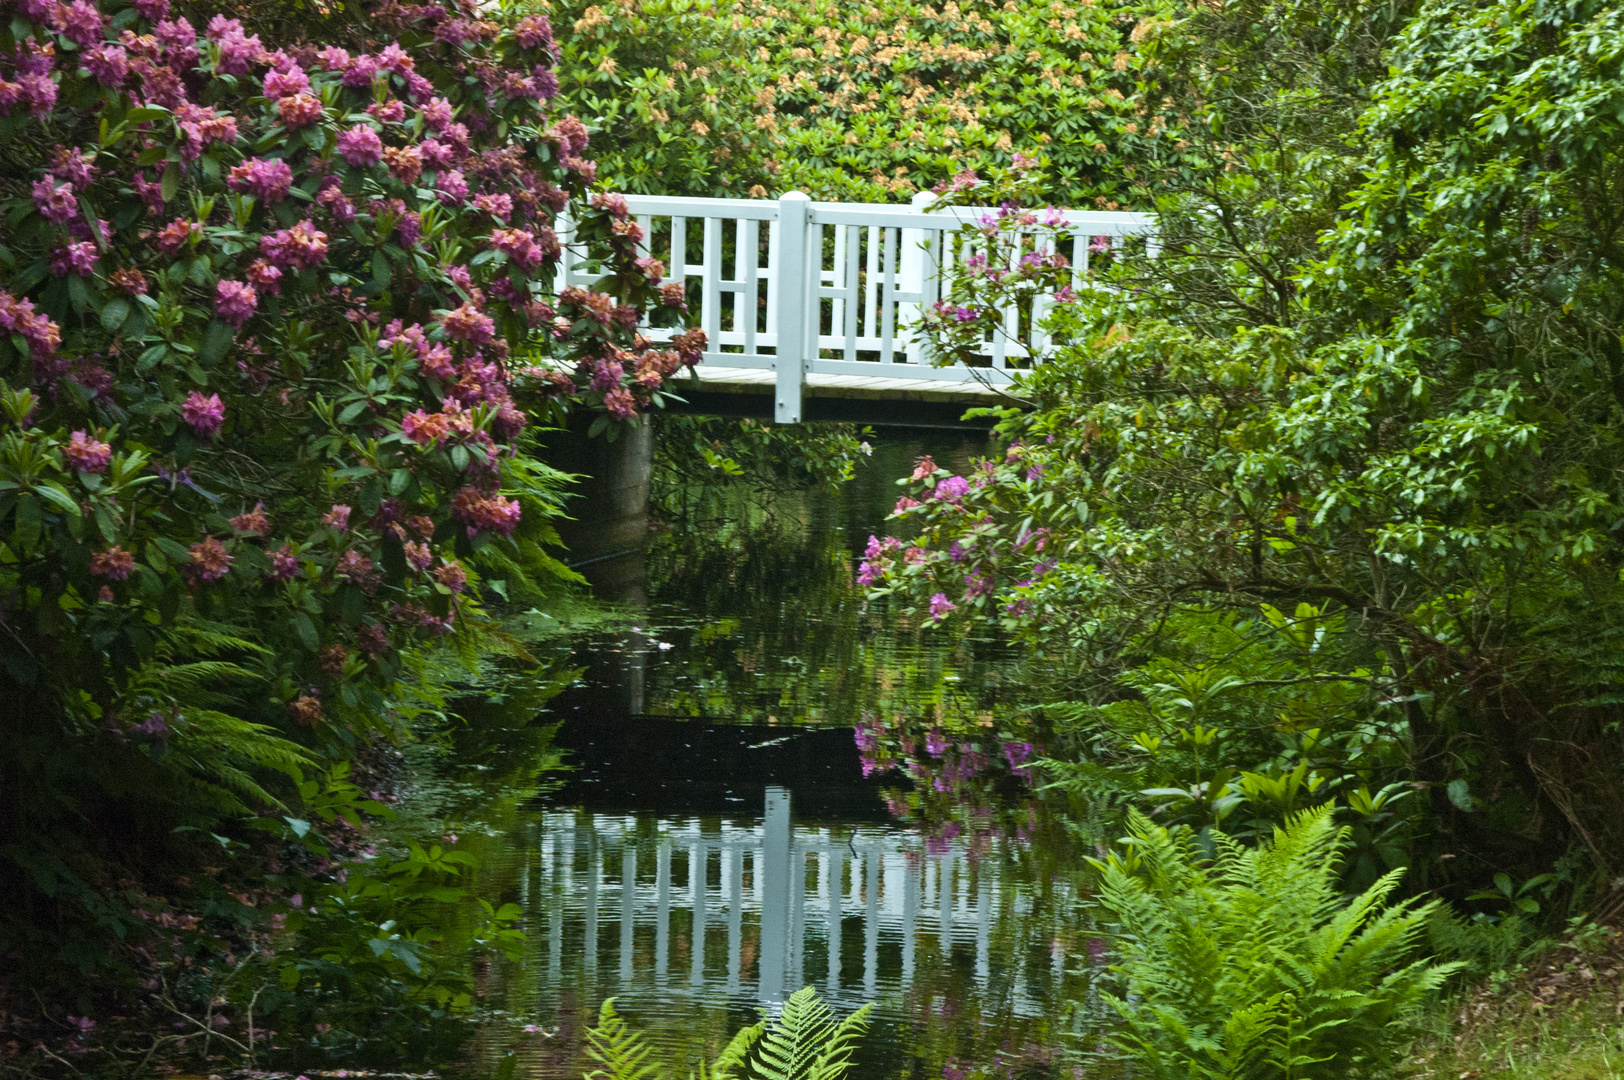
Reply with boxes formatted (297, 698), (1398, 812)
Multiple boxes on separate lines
(556, 191), (1157, 422)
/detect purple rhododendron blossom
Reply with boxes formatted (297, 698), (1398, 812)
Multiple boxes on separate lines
(337, 125), (384, 166)
(933, 475), (970, 504)
(181, 391), (225, 438)
(228, 157), (294, 203)
(214, 279), (257, 327)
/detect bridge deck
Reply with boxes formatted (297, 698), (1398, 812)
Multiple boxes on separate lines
(672, 364), (1024, 427)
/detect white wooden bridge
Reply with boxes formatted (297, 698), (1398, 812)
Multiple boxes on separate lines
(560, 192), (1155, 424)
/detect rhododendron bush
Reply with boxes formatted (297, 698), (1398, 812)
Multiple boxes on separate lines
(0, 0), (695, 970)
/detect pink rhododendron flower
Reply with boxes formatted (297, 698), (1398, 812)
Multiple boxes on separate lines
(207, 16), (266, 75)
(153, 16), (198, 64)
(451, 487), (521, 537)
(513, 14), (555, 50)
(214, 279), (258, 327)
(441, 302), (495, 344)
(358, 622), (390, 654)
(277, 92), (324, 128)
(473, 192), (513, 220)
(420, 343), (455, 380)
(133, 0), (168, 20)
(590, 359), (624, 392)
(421, 96), (454, 131)
(227, 157), (293, 204)
(490, 227), (545, 270)
(82, 44), (129, 86)
(174, 103), (239, 159)
(341, 53), (379, 88)
(315, 186), (356, 223)
(383, 143), (422, 184)
(401, 409), (449, 445)
(89, 546), (136, 580)
(0, 290), (61, 362)
(376, 42), (414, 73)
(268, 545), (298, 581)
(246, 258), (282, 295)
(57, 1), (105, 48)
(321, 504), (351, 531)
(334, 549), (379, 589)
(181, 391), (225, 438)
(259, 220), (329, 268)
(403, 541), (433, 571)
(437, 169), (469, 204)
(932, 475), (970, 504)
(50, 241), (99, 277)
(188, 536), (234, 582)
(603, 386), (638, 420)
(229, 503), (270, 533)
(336, 125), (384, 166)
(368, 98), (406, 124)
(434, 561), (467, 593)
(64, 430), (112, 473)
(262, 65), (309, 97)
(155, 218), (201, 255)
(419, 137), (455, 168)
(32, 179), (77, 224)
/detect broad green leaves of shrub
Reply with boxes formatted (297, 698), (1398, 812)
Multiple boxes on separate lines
(1093, 805), (1460, 1079)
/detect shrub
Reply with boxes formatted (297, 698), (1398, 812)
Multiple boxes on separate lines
(545, 0), (776, 197)
(1093, 804), (1460, 1079)
(735, 0), (1195, 205)
(0, 0), (698, 977)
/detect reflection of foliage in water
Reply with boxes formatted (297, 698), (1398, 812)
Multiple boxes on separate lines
(652, 414), (871, 519)
(639, 432), (1104, 1078)
(642, 434), (1037, 731)
(255, 640), (575, 1073)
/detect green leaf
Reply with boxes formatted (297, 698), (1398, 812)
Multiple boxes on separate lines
(200, 320), (235, 364)
(160, 160), (182, 203)
(100, 297), (131, 332)
(34, 482), (82, 518)
(291, 612), (319, 651)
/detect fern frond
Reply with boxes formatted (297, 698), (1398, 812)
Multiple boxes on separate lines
(701, 1020), (764, 1080)
(585, 998), (662, 1080)
(804, 1003), (870, 1080)
(752, 987), (833, 1080)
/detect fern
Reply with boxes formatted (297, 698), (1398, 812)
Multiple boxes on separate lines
(700, 1019), (764, 1080)
(1093, 804), (1461, 1079)
(580, 988), (869, 1080)
(585, 999), (662, 1080)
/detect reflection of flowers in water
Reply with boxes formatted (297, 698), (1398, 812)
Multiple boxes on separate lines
(853, 711), (1045, 855)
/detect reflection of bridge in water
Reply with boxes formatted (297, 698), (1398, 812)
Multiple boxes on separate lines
(519, 788), (1074, 1024)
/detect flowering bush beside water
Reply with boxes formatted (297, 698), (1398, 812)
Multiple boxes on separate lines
(0, 0), (715, 1034)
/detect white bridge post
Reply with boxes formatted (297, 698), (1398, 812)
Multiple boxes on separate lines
(773, 192), (811, 424)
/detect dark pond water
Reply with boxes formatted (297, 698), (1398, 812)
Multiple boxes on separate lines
(439, 430), (1103, 1080)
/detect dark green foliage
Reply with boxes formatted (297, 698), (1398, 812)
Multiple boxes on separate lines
(872, 0), (1624, 911)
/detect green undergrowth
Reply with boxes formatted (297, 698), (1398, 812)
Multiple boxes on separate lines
(1404, 924), (1624, 1080)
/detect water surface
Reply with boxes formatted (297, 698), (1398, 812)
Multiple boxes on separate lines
(464, 431), (1093, 1079)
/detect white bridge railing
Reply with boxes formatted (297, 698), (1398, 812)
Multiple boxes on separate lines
(558, 191), (1155, 423)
